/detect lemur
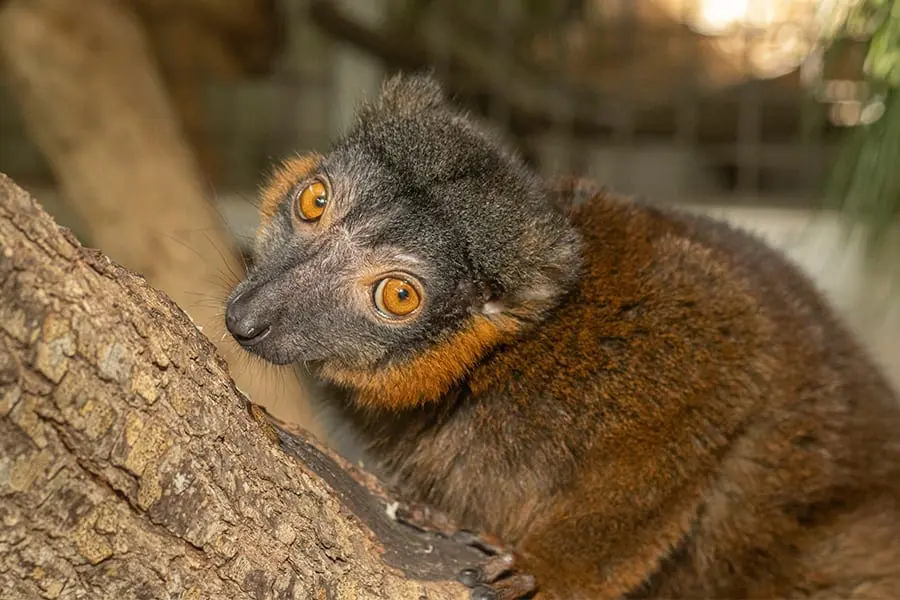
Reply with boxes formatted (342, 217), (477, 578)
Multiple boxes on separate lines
(226, 73), (900, 599)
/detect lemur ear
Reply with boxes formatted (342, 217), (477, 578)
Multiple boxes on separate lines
(479, 271), (578, 321)
(366, 71), (446, 117)
(478, 223), (583, 322)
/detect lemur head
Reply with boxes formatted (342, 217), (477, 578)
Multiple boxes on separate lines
(226, 73), (582, 408)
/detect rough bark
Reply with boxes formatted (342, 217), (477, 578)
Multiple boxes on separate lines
(0, 0), (318, 434)
(0, 174), (483, 598)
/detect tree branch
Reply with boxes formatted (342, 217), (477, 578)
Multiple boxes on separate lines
(0, 173), (481, 599)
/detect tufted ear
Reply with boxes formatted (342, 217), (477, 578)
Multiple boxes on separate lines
(360, 71), (446, 120)
(380, 71), (445, 112)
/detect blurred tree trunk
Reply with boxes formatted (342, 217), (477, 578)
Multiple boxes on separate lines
(0, 0), (320, 437)
(131, 0), (285, 184)
(0, 173), (480, 599)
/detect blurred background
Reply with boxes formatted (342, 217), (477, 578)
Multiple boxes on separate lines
(1, 0), (898, 441)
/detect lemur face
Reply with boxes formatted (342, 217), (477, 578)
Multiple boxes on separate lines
(225, 73), (581, 405)
(225, 138), (478, 369)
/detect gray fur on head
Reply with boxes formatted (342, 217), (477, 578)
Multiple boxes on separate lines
(226, 71), (582, 372)
(349, 72), (583, 307)
(364, 71), (446, 116)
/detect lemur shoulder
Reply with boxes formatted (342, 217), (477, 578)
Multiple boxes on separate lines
(226, 73), (900, 599)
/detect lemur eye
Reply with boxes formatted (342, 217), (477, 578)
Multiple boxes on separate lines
(295, 180), (328, 221)
(374, 277), (421, 318)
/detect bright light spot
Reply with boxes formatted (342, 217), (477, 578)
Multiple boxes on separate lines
(828, 98), (884, 127)
(691, 0), (792, 35)
(825, 79), (866, 101)
(860, 98), (886, 125)
(830, 101), (862, 126)
(653, 0), (846, 79)
(695, 0), (750, 35)
(652, 0), (874, 127)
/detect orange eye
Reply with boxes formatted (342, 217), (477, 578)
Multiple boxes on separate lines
(295, 180), (328, 221)
(374, 277), (421, 318)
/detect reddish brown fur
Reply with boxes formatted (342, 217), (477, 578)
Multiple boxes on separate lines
(331, 185), (900, 599)
(321, 314), (521, 410)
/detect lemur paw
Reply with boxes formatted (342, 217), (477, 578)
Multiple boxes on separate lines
(458, 553), (538, 600)
(392, 503), (536, 598)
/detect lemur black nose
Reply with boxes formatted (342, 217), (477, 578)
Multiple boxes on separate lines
(225, 290), (272, 347)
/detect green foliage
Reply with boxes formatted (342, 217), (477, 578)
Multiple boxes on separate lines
(865, 4), (900, 85)
(825, 89), (900, 245)
(824, 0), (900, 247)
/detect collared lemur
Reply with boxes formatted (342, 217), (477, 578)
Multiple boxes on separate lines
(225, 73), (900, 599)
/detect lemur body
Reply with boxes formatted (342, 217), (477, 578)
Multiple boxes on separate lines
(226, 74), (900, 599)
